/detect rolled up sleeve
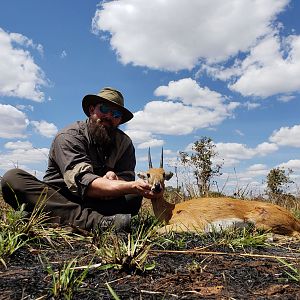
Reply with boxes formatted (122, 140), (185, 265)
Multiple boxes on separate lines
(52, 132), (99, 197)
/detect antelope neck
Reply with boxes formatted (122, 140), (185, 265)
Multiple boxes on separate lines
(151, 195), (175, 223)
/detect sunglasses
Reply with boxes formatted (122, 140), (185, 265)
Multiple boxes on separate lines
(98, 104), (123, 119)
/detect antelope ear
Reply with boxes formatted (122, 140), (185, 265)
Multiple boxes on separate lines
(137, 172), (147, 180)
(165, 172), (173, 181)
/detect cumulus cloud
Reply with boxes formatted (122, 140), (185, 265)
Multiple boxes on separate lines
(124, 129), (163, 149)
(155, 78), (228, 109)
(92, 0), (288, 71)
(0, 140), (49, 172)
(92, 0), (298, 100)
(278, 159), (300, 171)
(206, 33), (300, 98)
(214, 142), (278, 166)
(246, 164), (269, 176)
(137, 139), (164, 149)
(129, 101), (210, 135)
(255, 142), (279, 153)
(9, 32), (44, 55)
(0, 27), (47, 101)
(5, 140), (33, 150)
(124, 129), (153, 144)
(269, 124), (300, 147)
(229, 34), (300, 98)
(126, 78), (239, 147)
(214, 143), (254, 166)
(31, 120), (58, 138)
(0, 104), (29, 138)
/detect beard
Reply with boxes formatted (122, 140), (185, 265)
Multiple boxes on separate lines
(87, 116), (118, 149)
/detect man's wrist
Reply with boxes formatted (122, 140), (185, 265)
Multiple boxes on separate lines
(87, 177), (135, 197)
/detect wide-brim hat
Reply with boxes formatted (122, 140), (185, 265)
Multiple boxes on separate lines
(82, 87), (133, 124)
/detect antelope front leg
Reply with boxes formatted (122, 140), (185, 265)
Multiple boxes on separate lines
(156, 223), (193, 234)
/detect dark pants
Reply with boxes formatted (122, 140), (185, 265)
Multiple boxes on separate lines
(0, 169), (142, 231)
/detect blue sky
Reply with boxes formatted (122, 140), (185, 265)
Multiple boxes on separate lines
(0, 0), (299, 196)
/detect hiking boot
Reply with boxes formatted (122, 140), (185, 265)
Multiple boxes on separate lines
(96, 213), (131, 232)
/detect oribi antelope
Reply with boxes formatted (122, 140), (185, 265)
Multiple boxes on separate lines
(137, 149), (300, 236)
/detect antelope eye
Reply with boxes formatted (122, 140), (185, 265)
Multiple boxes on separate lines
(163, 173), (165, 178)
(147, 173), (150, 178)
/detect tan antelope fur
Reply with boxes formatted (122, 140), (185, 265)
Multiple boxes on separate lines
(138, 149), (300, 236)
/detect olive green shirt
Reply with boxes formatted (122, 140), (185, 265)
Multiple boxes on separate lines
(43, 120), (136, 198)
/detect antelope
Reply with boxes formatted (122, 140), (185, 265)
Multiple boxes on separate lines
(137, 149), (300, 237)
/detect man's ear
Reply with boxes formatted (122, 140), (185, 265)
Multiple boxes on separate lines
(165, 172), (173, 181)
(137, 172), (147, 180)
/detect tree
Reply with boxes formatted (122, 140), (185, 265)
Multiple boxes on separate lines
(179, 137), (223, 197)
(266, 167), (293, 196)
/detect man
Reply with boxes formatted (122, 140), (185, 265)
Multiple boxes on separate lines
(1, 87), (157, 232)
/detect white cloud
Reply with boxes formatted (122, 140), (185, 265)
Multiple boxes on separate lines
(155, 78), (228, 109)
(278, 159), (300, 171)
(9, 32), (44, 55)
(92, 0), (288, 71)
(278, 94), (296, 102)
(183, 140), (278, 169)
(16, 104), (34, 112)
(228, 34), (300, 98)
(60, 50), (67, 58)
(31, 120), (58, 138)
(136, 155), (148, 163)
(246, 164), (268, 176)
(0, 104), (29, 138)
(126, 79), (239, 148)
(277, 160), (300, 193)
(215, 142), (278, 166)
(206, 33), (300, 98)
(128, 101), (220, 135)
(163, 149), (177, 156)
(269, 124), (300, 147)
(125, 129), (163, 149)
(137, 139), (164, 149)
(0, 141), (49, 168)
(255, 142), (279, 154)
(215, 143), (255, 162)
(125, 129), (153, 144)
(219, 165), (268, 196)
(5, 140), (33, 150)
(0, 27), (47, 101)
(244, 101), (261, 110)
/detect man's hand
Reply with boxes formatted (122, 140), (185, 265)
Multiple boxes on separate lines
(103, 171), (119, 180)
(86, 177), (163, 199)
(130, 179), (163, 199)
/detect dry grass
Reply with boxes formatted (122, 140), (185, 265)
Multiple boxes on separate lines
(0, 195), (11, 212)
(269, 194), (300, 211)
(1, 188), (300, 299)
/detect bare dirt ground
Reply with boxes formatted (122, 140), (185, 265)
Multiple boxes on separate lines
(0, 196), (300, 299)
(0, 231), (300, 299)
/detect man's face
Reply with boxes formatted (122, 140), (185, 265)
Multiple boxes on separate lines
(88, 102), (122, 147)
(89, 102), (122, 129)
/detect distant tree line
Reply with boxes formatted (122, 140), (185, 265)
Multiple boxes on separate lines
(176, 136), (295, 200)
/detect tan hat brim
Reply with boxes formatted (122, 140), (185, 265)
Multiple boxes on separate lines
(82, 94), (133, 124)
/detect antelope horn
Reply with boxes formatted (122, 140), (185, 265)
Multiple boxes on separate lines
(148, 147), (153, 169)
(160, 147), (163, 168)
